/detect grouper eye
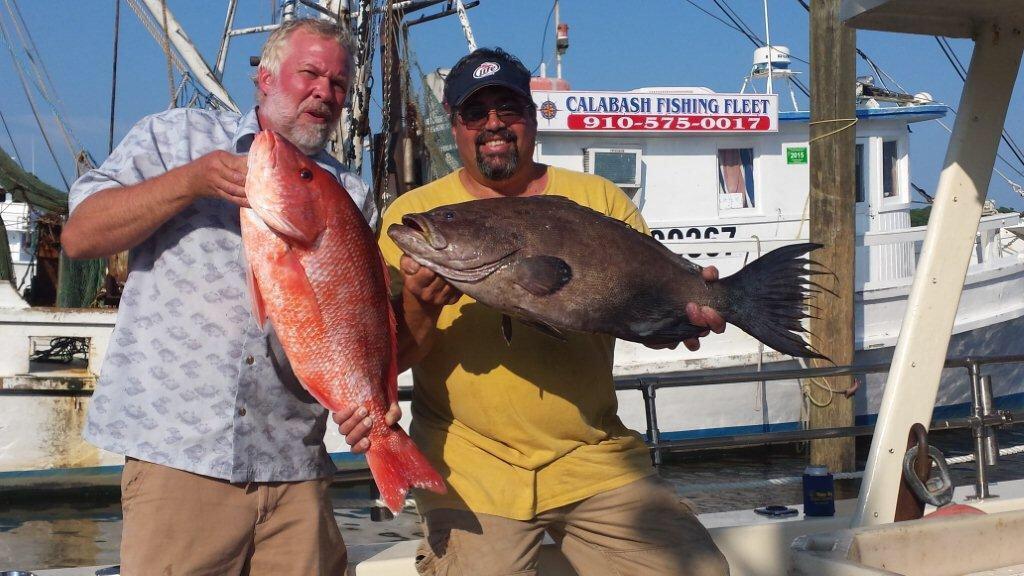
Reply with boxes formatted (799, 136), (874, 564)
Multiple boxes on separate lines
(443, 211), (456, 220)
(299, 168), (313, 181)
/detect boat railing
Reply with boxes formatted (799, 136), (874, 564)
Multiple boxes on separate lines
(612, 353), (1023, 501)
(352, 353), (1023, 520)
(656, 212), (1020, 266)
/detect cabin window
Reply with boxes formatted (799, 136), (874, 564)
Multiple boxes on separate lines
(717, 148), (755, 209)
(882, 140), (899, 198)
(855, 144), (865, 203)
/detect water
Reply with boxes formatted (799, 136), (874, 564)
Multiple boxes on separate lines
(2, 427), (1023, 571)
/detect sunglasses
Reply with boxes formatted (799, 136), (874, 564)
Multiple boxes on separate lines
(456, 101), (533, 130)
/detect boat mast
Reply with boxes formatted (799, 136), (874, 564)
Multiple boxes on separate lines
(138, 0), (239, 111)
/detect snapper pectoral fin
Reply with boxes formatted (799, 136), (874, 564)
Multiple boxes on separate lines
(511, 256), (573, 296)
(251, 199), (324, 247)
(247, 264), (268, 331)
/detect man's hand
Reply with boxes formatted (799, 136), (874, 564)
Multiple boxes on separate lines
(333, 402), (402, 454)
(401, 255), (461, 307)
(188, 150), (249, 208)
(649, 265), (726, 352)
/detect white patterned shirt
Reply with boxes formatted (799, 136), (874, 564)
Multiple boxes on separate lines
(71, 107), (376, 482)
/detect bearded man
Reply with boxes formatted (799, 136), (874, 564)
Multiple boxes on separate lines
(342, 47), (732, 576)
(63, 18), (372, 576)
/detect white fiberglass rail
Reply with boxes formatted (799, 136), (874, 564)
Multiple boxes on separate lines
(658, 212), (1020, 259)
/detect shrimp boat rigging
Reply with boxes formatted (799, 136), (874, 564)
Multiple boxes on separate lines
(1, 0), (1024, 523)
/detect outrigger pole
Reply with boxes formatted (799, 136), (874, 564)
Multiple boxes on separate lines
(137, 0), (240, 112)
(841, 1), (1024, 526)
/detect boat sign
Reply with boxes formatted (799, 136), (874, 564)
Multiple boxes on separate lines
(533, 90), (778, 133)
(787, 147), (809, 164)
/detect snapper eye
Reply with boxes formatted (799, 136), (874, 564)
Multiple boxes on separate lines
(299, 168), (313, 181)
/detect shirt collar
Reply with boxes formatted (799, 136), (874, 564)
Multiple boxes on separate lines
(231, 107), (262, 154)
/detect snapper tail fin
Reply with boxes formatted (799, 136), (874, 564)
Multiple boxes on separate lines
(718, 242), (830, 360)
(365, 428), (447, 515)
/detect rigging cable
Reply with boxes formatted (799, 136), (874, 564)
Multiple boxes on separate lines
(530, 0), (556, 75)
(0, 107), (25, 169)
(688, 0), (810, 98)
(937, 36), (1024, 169)
(934, 36), (1024, 176)
(792, 0), (1024, 197)
(108, 0), (121, 154)
(2, 0), (91, 168)
(0, 14), (70, 188)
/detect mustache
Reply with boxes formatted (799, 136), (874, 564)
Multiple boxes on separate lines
(475, 128), (517, 147)
(301, 102), (333, 117)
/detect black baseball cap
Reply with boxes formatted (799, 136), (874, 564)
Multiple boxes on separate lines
(443, 48), (532, 109)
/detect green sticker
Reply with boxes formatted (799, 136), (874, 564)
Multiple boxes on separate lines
(787, 147), (808, 164)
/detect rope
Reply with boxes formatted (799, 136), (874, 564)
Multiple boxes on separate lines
(808, 118), (858, 144)
(674, 442), (1024, 496)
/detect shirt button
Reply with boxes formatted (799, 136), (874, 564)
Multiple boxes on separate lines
(238, 407), (247, 416)
(245, 355), (255, 365)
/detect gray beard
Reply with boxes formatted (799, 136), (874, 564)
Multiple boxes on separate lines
(260, 93), (332, 155)
(476, 142), (520, 181)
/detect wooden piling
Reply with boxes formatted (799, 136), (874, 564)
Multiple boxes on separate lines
(808, 0), (857, 473)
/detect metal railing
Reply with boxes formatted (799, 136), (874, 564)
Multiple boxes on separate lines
(610, 354), (1023, 500)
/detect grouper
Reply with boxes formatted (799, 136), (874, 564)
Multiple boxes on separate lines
(241, 130), (445, 514)
(387, 194), (826, 359)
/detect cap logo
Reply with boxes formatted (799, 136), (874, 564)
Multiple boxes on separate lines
(473, 62), (500, 79)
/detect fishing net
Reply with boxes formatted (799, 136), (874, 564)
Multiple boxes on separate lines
(0, 215), (13, 286)
(56, 252), (106, 307)
(415, 64), (462, 182)
(0, 145), (106, 306)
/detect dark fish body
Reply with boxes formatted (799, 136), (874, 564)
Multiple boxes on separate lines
(387, 195), (823, 358)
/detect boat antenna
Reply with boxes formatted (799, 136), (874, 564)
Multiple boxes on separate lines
(763, 0), (772, 95)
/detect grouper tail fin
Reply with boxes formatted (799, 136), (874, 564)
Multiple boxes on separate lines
(366, 427), (447, 515)
(718, 242), (829, 360)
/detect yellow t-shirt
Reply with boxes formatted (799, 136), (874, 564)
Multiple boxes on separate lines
(377, 166), (655, 520)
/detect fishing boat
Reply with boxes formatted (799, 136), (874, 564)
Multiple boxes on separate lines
(1, 0), (1023, 495)
(355, 0), (1024, 571)
(6, 1), (1024, 575)
(523, 78), (1024, 444)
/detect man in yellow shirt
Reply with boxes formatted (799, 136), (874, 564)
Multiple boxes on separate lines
(340, 48), (730, 575)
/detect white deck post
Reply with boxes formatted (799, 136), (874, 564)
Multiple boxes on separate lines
(854, 22), (1024, 526)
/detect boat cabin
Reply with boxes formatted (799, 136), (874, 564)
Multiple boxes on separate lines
(530, 87), (946, 287)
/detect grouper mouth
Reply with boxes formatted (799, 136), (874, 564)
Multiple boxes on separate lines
(388, 215), (519, 283)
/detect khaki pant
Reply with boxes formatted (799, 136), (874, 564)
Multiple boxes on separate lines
(415, 476), (729, 576)
(119, 459), (346, 576)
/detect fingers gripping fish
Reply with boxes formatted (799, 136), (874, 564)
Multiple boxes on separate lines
(241, 131), (445, 514)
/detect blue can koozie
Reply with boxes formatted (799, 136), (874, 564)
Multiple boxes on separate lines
(803, 465), (835, 516)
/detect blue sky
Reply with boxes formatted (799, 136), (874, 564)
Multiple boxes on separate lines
(2, 0), (1023, 209)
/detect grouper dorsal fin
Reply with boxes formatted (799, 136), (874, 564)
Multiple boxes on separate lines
(512, 255), (573, 296)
